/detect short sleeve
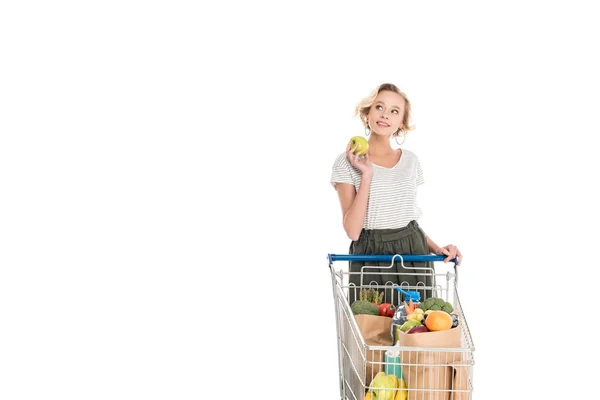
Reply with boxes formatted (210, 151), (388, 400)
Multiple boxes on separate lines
(330, 152), (355, 189)
(416, 156), (425, 186)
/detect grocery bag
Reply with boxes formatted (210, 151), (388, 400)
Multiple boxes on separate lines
(396, 326), (463, 400)
(354, 314), (393, 383)
(449, 360), (471, 400)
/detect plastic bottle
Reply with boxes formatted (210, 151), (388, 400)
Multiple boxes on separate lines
(391, 290), (421, 344)
(384, 348), (404, 381)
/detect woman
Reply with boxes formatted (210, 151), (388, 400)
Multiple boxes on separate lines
(330, 83), (462, 305)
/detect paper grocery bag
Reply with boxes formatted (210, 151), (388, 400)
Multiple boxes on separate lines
(354, 314), (393, 383)
(449, 360), (471, 400)
(396, 327), (463, 400)
(354, 314), (393, 345)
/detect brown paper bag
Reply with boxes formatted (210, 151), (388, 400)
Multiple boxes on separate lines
(354, 314), (393, 383)
(449, 360), (471, 400)
(396, 326), (463, 400)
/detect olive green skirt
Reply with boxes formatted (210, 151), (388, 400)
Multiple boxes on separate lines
(348, 220), (437, 305)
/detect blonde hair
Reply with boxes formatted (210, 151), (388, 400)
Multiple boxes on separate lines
(355, 83), (415, 137)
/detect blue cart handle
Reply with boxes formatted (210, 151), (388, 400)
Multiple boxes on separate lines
(328, 253), (459, 265)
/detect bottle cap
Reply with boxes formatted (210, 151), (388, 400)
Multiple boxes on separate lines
(396, 287), (421, 302)
(405, 292), (420, 302)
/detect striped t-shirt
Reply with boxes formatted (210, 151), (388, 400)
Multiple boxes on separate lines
(330, 149), (425, 230)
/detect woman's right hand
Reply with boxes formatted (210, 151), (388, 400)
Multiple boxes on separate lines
(346, 141), (373, 177)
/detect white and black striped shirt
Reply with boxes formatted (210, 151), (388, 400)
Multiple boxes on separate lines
(330, 149), (424, 230)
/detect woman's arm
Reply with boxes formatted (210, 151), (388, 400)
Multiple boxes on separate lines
(425, 234), (463, 264)
(335, 143), (374, 241)
(425, 235), (443, 254)
(336, 171), (372, 241)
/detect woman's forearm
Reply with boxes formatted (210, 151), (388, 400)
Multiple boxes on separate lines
(343, 174), (372, 241)
(425, 235), (443, 254)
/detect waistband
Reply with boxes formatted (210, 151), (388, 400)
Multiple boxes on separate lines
(358, 220), (420, 242)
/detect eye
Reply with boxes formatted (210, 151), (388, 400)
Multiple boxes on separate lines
(391, 109), (399, 114)
(375, 105), (383, 110)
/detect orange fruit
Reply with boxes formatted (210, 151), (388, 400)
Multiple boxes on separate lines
(424, 310), (453, 331)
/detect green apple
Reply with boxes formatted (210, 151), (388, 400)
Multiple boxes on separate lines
(350, 136), (369, 156)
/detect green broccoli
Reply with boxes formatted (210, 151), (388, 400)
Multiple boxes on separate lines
(420, 297), (454, 314)
(441, 303), (454, 313)
(351, 300), (380, 316)
(423, 298), (436, 310)
(434, 298), (446, 307)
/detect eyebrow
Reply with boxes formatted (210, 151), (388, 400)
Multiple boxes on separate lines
(375, 100), (402, 109)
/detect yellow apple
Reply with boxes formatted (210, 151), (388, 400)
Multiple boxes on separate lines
(350, 136), (369, 156)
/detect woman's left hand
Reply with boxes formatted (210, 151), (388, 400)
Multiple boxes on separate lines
(436, 244), (462, 265)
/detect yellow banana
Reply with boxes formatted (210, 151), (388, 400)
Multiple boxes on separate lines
(369, 372), (398, 400)
(394, 379), (408, 400)
(386, 374), (399, 391)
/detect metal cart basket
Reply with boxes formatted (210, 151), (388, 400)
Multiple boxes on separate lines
(328, 253), (475, 400)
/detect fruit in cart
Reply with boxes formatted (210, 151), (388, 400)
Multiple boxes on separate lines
(367, 379), (407, 400)
(451, 315), (459, 328)
(351, 300), (380, 316)
(406, 325), (429, 334)
(406, 308), (424, 322)
(379, 303), (396, 317)
(395, 379), (408, 400)
(424, 310), (453, 331)
(399, 319), (421, 332)
(419, 297), (454, 314)
(350, 136), (369, 156)
(368, 372), (398, 400)
(368, 372), (385, 388)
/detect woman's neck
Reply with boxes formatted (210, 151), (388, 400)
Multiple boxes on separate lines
(368, 135), (396, 156)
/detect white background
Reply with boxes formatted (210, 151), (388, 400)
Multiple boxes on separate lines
(1, 1), (600, 399)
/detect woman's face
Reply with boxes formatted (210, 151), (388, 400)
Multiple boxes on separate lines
(367, 90), (406, 136)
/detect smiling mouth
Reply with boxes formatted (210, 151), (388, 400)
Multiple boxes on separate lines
(376, 121), (390, 128)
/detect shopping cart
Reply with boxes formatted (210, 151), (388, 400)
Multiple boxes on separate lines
(328, 253), (475, 400)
